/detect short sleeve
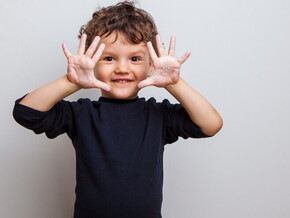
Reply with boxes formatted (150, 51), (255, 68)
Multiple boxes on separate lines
(162, 100), (209, 144)
(13, 96), (75, 139)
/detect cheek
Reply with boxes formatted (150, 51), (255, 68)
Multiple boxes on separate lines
(136, 67), (148, 80)
(94, 65), (108, 80)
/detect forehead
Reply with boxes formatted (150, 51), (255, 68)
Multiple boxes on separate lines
(100, 32), (147, 52)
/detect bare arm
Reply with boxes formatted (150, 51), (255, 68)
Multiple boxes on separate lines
(19, 76), (80, 111)
(139, 35), (223, 136)
(165, 78), (222, 136)
(19, 34), (110, 112)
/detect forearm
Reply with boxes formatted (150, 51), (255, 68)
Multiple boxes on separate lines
(19, 75), (81, 111)
(165, 78), (223, 136)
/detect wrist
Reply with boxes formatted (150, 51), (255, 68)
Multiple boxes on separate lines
(165, 78), (184, 91)
(64, 75), (82, 91)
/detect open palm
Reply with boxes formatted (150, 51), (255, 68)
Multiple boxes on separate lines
(138, 35), (190, 89)
(62, 34), (110, 91)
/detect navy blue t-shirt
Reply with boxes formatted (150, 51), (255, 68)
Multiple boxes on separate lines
(13, 96), (208, 218)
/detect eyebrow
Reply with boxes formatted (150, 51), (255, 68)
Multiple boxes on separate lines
(130, 50), (146, 56)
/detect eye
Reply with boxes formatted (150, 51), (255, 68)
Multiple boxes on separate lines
(131, 56), (141, 62)
(104, 57), (115, 61)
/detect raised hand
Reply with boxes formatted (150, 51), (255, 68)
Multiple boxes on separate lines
(62, 34), (110, 91)
(138, 35), (191, 89)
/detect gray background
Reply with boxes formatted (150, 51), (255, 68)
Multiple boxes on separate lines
(1, 0), (290, 217)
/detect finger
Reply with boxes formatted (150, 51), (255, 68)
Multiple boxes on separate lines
(138, 78), (155, 89)
(92, 43), (105, 63)
(86, 36), (101, 58)
(77, 33), (87, 55)
(156, 35), (165, 57)
(147, 42), (158, 61)
(178, 51), (191, 64)
(62, 43), (72, 59)
(93, 79), (111, 91)
(168, 36), (176, 56)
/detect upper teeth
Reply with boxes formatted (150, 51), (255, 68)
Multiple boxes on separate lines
(115, 80), (129, 82)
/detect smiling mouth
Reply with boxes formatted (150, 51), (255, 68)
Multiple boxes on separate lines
(111, 79), (133, 84)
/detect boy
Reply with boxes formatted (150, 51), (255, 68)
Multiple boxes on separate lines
(13, 1), (222, 217)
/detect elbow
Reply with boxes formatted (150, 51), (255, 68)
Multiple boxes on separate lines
(202, 116), (223, 137)
(212, 117), (223, 136)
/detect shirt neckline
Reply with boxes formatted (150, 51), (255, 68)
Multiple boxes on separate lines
(99, 96), (139, 104)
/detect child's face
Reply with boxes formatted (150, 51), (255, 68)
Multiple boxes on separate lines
(95, 32), (151, 99)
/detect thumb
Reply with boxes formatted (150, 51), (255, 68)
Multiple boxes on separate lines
(138, 78), (155, 89)
(92, 79), (111, 91)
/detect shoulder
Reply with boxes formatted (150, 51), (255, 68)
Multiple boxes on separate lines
(52, 98), (101, 116)
(141, 97), (183, 118)
(144, 97), (181, 110)
(74, 98), (98, 104)
(143, 97), (175, 107)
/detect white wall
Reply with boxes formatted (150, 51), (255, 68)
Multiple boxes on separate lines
(1, 0), (290, 217)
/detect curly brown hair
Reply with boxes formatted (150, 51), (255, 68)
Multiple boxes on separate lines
(79, 1), (158, 52)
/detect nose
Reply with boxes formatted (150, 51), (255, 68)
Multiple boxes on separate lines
(115, 59), (129, 74)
